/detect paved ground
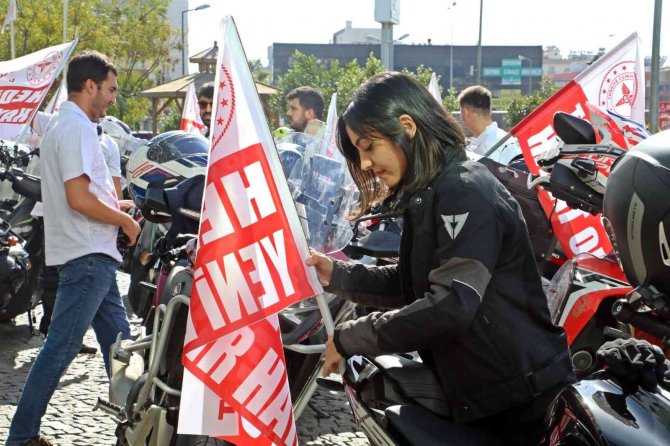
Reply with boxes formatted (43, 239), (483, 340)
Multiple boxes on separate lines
(0, 272), (368, 445)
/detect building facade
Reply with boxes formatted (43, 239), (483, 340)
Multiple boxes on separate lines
(269, 42), (543, 106)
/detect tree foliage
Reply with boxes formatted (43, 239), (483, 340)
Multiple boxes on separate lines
(505, 78), (558, 127)
(268, 52), (386, 125)
(1, 0), (177, 128)
(269, 53), (462, 127)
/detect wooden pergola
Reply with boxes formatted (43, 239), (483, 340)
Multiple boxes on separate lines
(139, 43), (278, 134)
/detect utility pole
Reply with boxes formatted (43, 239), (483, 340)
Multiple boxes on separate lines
(475, 0), (483, 84)
(650, 0), (662, 132)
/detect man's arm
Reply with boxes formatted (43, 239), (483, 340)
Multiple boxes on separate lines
(65, 175), (140, 244)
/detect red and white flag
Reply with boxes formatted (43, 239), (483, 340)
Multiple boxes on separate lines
(2, 0), (16, 33)
(180, 81), (206, 135)
(511, 32), (645, 259)
(44, 80), (67, 114)
(178, 16), (322, 446)
(0, 40), (77, 140)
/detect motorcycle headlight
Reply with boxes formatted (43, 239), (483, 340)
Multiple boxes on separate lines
(546, 259), (577, 325)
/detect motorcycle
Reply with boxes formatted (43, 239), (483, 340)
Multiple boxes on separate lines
(98, 131), (360, 444)
(317, 212), (670, 446)
(0, 140), (40, 324)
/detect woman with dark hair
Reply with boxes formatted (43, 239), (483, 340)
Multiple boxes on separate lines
(307, 72), (575, 445)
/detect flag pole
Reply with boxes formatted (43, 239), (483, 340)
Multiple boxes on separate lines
(9, 20), (15, 59)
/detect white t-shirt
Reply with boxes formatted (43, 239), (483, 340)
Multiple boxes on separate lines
(31, 113), (122, 218)
(465, 121), (520, 165)
(40, 101), (121, 265)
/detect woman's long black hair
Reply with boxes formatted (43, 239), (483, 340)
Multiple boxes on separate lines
(337, 72), (466, 213)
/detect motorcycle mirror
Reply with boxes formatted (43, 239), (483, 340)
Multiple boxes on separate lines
(553, 112), (599, 145)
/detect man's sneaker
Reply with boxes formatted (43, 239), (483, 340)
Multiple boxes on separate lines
(79, 343), (98, 354)
(20, 436), (54, 446)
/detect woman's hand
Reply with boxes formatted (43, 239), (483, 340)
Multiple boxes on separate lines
(322, 336), (342, 377)
(118, 199), (135, 211)
(306, 250), (334, 286)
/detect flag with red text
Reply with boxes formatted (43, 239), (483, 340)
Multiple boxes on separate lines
(0, 40), (77, 140)
(180, 82), (206, 135)
(511, 32), (644, 259)
(178, 16), (322, 446)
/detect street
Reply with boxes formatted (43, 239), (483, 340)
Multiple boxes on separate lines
(0, 272), (368, 445)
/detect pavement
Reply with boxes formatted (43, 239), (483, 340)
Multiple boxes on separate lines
(0, 271), (368, 445)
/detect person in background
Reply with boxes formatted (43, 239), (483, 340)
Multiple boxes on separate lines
(6, 51), (141, 446)
(197, 81), (214, 137)
(285, 86), (324, 133)
(458, 85), (519, 164)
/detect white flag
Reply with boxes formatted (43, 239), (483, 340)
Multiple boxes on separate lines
(0, 40), (78, 141)
(179, 82), (206, 135)
(178, 16), (321, 445)
(428, 72), (441, 104)
(2, 0), (16, 34)
(319, 92), (338, 157)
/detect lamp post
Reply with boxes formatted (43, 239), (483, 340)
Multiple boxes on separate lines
(447, 2), (456, 90)
(475, 0), (483, 84)
(367, 33), (410, 70)
(181, 3), (210, 76)
(518, 55), (533, 95)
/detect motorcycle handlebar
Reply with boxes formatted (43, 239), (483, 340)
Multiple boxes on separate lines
(612, 299), (670, 347)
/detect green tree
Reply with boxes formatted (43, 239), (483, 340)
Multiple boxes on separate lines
(2, 0), (177, 129)
(505, 78), (558, 127)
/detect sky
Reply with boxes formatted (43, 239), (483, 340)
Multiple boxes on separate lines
(187, 0), (668, 68)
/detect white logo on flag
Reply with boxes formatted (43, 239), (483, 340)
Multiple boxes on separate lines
(442, 212), (469, 239)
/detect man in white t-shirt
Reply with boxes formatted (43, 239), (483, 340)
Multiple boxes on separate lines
(7, 51), (141, 446)
(458, 85), (520, 165)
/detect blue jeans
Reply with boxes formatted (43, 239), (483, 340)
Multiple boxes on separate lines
(6, 253), (130, 445)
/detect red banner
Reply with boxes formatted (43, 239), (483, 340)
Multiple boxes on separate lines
(511, 33), (645, 259)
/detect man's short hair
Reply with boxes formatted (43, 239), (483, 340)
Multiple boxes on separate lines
(457, 85), (493, 113)
(66, 51), (117, 93)
(286, 86), (324, 120)
(198, 81), (214, 99)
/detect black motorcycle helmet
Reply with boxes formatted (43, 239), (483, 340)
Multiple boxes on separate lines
(602, 130), (670, 295)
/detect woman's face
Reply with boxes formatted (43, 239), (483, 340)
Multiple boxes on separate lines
(345, 125), (408, 189)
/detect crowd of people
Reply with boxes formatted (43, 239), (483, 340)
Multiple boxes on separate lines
(4, 49), (669, 446)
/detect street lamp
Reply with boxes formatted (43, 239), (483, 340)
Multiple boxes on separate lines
(366, 33), (410, 70)
(181, 3), (210, 76)
(476, 0), (483, 84)
(447, 2), (457, 90)
(518, 55), (532, 95)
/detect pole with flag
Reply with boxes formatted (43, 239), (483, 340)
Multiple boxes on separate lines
(0, 40), (79, 141)
(180, 82), (206, 135)
(490, 32), (645, 261)
(177, 16), (322, 445)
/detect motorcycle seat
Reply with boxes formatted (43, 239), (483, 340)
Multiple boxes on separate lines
(385, 405), (504, 446)
(372, 355), (450, 417)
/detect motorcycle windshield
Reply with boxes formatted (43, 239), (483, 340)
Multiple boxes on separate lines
(277, 132), (357, 254)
